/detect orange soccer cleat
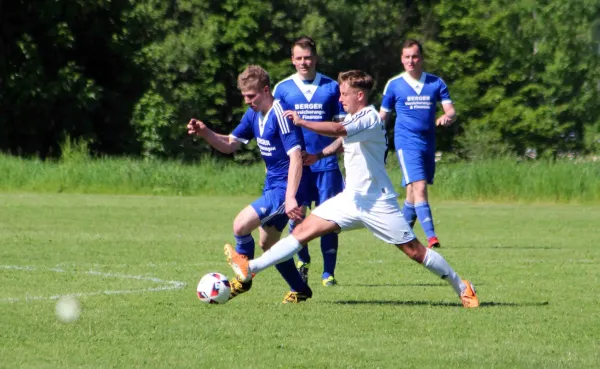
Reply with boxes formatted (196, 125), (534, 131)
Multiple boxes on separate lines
(427, 236), (441, 248)
(224, 244), (252, 283)
(460, 280), (479, 308)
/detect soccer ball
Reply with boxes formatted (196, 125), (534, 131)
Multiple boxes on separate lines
(196, 272), (231, 304)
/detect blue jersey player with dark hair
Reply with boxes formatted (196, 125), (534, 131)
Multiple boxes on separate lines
(379, 39), (457, 249)
(187, 65), (313, 303)
(273, 36), (346, 287)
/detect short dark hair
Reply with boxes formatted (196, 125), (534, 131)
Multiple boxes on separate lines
(237, 65), (270, 91)
(292, 36), (317, 55)
(402, 39), (423, 55)
(337, 70), (374, 94)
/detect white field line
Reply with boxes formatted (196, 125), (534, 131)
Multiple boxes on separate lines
(0, 265), (186, 303)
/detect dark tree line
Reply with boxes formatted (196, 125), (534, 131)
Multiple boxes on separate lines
(1, 0), (599, 160)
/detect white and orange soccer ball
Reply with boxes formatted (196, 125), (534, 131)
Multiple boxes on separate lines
(196, 272), (231, 304)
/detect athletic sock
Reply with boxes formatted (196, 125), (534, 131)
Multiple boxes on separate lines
(250, 235), (302, 274)
(422, 248), (466, 296)
(415, 201), (436, 239)
(275, 258), (308, 293)
(235, 234), (255, 259)
(320, 232), (338, 279)
(402, 201), (417, 228)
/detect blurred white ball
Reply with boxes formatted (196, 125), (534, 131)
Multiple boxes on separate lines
(55, 296), (81, 323)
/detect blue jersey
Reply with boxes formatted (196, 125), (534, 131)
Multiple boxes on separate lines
(231, 100), (307, 190)
(273, 73), (346, 172)
(381, 72), (452, 152)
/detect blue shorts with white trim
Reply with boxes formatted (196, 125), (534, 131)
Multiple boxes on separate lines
(396, 149), (435, 187)
(301, 169), (345, 207)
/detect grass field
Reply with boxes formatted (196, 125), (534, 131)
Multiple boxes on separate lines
(1, 193), (599, 368)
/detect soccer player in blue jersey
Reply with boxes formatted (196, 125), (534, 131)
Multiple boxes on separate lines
(224, 70), (479, 308)
(379, 39), (457, 249)
(272, 36), (346, 287)
(187, 65), (313, 303)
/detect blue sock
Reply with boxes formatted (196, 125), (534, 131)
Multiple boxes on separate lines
(320, 232), (338, 279)
(290, 218), (310, 264)
(275, 258), (309, 293)
(415, 201), (436, 239)
(402, 201), (417, 228)
(235, 234), (255, 259)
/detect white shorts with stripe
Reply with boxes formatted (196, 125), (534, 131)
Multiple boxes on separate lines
(311, 191), (416, 245)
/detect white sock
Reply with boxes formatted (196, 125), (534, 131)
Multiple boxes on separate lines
(422, 249), (466, 296)
(249, 235), (303, 274)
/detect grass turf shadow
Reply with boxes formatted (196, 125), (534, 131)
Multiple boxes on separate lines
(331, 300), (550, 307)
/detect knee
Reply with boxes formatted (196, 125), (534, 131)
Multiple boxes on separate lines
(290, 222), (308, 244)
(412, 184), (426, 196)
(397, 240), (426, 263)
(411, 185), (428, 202)
(232, 219), (248, 236)
(405, 248), (421, 262)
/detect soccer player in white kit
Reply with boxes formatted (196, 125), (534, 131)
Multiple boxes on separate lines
(224, 70), (479, 307)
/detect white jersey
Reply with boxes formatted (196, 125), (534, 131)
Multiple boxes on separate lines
(342, 105), (397, 200)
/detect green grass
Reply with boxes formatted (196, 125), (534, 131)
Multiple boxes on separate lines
(1, 193), (599, 368)
(1, 154), (599, 202)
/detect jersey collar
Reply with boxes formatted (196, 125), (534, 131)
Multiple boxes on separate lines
(292, 73), (322, 102)
(401, 72), (427, 95)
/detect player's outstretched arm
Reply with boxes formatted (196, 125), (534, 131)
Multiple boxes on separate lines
(187, 119), (241, 154)
(283, 110), (347, 137)
(285, 149), (304, 221)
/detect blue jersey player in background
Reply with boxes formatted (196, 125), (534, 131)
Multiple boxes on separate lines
(379, 39), (457, 249)
(273, 36), (346, 287)
(187, 65), (313, 303)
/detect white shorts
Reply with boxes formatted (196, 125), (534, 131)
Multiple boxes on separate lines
(311, 191), (415, 245)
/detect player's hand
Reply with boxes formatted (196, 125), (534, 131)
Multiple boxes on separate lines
(187, 119), (207, 137)
(303, 152), (318, 166)
(436, 115), (453, 127)
(285, 198), (303, 221)
(283, 111), (303, 126)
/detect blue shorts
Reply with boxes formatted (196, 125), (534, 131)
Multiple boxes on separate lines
(250, 183), (310, 232)
(396, 149), (435, 187)
(302, 169), (345, 207)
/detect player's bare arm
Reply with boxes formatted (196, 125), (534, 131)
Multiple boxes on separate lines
(379, 109), (389, 123)
(187, 118), (241, 154)
(285, 148), (304, 221)
(435, 103), (456, 127)
(283, 111), (347, 137)
(304, 137), (344, 166)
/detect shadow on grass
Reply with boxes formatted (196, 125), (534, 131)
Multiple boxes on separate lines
(347, 283), (448, 288)
(448, 246), (562, 250)
(347, 282), (490, 288)
(331, 300), (550, 308)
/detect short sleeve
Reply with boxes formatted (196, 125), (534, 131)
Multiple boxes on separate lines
(230, 109), (255, 144)
(438, 78), (452, 105)
(273, 82), (284, 102)
(380, 79), (396, 112)
(343, 110), (377, 144)
(273, 102), (302, 154)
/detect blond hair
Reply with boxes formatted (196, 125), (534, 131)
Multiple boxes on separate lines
(237, 65), (270, 91)
(337, 70), (374, 94)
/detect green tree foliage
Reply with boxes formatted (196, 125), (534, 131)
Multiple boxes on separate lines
(0, 0), (148, 157)
(429, 0), (600, 157)
(1, 0), (599, 159)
